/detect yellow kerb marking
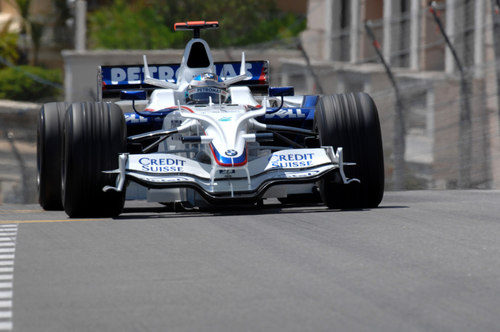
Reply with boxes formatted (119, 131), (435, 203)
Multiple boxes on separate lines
(0, 219), (102, 224)
(0, 210), (43, 214)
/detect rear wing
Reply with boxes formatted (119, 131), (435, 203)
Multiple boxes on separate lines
(97, 60), (269, 100)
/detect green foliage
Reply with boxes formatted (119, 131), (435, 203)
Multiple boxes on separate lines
(88, 0), (184, 49)
(0, 66), (62, 101)
(10, 0), (45, 65)
(12, 0), (30, 34)
(0, 21), (19, 66)
(29, 21), (44, 65)
(88, 0), (306, 49)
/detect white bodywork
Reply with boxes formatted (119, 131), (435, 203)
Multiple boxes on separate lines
(104, 36), (358, 204)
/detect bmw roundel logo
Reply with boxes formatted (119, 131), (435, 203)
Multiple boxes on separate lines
(225, 149), (237, 157)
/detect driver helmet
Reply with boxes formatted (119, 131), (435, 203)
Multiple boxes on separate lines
(187, 72), (229, 104)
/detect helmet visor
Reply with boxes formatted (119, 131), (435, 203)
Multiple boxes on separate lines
(187, 87), (229, 104)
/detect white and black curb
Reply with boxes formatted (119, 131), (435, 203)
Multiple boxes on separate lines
(0, 224), (17, 331)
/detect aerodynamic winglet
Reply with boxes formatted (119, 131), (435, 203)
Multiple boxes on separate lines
(143, 55), (178, 90)
(223, 52), (248, 87)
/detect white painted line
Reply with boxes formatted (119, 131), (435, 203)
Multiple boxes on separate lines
(0, 269), (13, 273)
(0, 312), (12, 319)
(0, 234), (16, 237)
(0, 321), (12, 330)
(0, 276), (12, 281)
(0, 249), (14, 254)
(0, 244), (14, 248)
(0, 239), (14, 243)
(0, 256), (14, 260)
(0, 262), (13, 267)
(0, 225), (16, 228)
(0, 283), (12, 289)
(0, 292), (12, 299)
(0, 302), (11, 308)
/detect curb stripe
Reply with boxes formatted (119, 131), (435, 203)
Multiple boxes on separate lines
(0, 225), (17, 331)
(0, 302), (11, 309)
(0, 312), (11, 318)
(0, 322), (11, 330)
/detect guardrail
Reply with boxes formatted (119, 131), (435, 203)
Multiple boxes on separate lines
(0, 100), (40, 204)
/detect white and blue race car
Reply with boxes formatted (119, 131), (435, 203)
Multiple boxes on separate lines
(37, 21), (384, 217)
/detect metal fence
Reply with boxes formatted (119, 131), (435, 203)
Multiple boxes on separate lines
(271, 0), (500, 190)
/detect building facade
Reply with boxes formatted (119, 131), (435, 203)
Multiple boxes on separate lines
(283, 0), (500, 189)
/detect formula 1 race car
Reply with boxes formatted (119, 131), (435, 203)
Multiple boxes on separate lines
(37, 21), (384, 217)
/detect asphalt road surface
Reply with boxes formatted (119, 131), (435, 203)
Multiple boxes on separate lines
(0, 190), (499, 331)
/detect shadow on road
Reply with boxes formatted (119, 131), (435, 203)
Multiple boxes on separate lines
(115, 203), (409, 221)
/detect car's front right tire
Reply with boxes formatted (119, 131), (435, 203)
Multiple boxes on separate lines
(62, 102), (126, 217)
(315, 93), (385, 209)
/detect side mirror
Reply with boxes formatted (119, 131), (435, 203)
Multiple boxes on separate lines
(269, 86), (294, 97)
(120, 90), (147, 101)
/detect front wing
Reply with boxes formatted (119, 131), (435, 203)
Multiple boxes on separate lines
(103, 147), (359, 200)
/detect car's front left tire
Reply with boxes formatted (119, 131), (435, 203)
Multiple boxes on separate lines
(62, 102), (126, 217)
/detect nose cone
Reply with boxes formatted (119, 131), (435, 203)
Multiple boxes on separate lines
(209, 144), (247, 167)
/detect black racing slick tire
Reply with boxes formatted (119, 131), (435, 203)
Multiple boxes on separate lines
(315, 93), (384, 209)
(62, 102), (126, 217)
(37, 102), (69, 210)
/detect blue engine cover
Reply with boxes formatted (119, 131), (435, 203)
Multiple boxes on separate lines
(258, 95), (318, 130)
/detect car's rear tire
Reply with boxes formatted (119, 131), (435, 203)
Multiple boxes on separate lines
(37, 102), (69, 210)
(62, 102), (126, 217)
(315, 93), (384, 209)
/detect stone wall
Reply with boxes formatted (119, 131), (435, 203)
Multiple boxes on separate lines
(0, 100), (39, 204)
